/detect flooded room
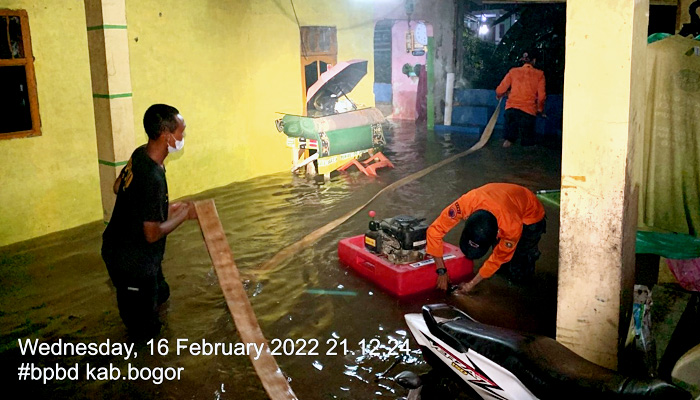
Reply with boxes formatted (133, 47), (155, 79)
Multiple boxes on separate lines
(1, 0), (699, 399)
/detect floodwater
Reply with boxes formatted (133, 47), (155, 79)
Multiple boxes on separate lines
(1, 121), (562, 399)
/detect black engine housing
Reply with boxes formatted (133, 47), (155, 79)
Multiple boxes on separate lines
(364, 215), (429, 263)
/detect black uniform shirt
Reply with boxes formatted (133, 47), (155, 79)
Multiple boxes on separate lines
(102, 145), (168, 286)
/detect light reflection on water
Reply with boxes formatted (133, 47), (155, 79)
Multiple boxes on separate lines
(1, 121), (561, 399)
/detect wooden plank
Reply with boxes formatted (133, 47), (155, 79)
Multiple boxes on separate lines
(195, 200), (297, 400)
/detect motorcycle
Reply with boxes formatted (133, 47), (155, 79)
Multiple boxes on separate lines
(399, 304), (691, 400)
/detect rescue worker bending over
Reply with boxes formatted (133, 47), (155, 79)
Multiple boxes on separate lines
(427, 183), (546, 294)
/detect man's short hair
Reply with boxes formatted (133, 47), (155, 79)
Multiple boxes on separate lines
(143, 104), (180, 140)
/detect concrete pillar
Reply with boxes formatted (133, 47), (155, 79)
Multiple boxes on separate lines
(414, 0), (454, 124)
(84, 0), (136, 222)
(427, 36), (435, 129)
(556, 0), (648, 369)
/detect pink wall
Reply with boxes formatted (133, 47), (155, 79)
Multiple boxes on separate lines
(391, 21), (431, 120)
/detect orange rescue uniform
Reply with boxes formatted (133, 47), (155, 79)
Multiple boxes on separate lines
(496, 64), (546, 116)
(426, 183), (545, 279)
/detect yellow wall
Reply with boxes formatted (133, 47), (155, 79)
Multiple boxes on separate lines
(0, 1), (102, 246)
(0, 0), (375, 246)
(126, 0), (375, 199)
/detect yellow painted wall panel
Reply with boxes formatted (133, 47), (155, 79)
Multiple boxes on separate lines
(0, 0), (375, 246)
(125, 0), (376, 200)
(0, 1), (101, 246)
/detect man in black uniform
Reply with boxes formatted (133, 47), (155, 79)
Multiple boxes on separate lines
(102, 104), (196, 338)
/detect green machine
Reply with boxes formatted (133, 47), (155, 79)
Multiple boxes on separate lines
(274, 59), (387, 176)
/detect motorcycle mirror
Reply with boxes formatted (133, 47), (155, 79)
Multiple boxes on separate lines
(394, 370), (422, 390)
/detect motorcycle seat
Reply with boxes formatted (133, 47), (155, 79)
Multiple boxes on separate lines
(438, 315), (690, 399)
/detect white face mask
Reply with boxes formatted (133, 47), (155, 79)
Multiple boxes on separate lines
(168, 136), (184, 153)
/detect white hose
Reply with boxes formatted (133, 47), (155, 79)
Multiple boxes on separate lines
(255, 99), (503, 274)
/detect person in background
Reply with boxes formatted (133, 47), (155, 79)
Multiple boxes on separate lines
(102, 104), (197, 338)
(496, 51), (546, 148)
(427, 183), (546, 294)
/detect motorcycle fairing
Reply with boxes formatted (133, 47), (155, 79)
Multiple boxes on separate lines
(406, 313), (538, 400)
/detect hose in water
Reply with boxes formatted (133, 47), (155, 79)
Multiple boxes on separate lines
(255, 99), (503, 274)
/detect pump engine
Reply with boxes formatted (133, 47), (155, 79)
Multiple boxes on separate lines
(364, 215), (429, 264)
